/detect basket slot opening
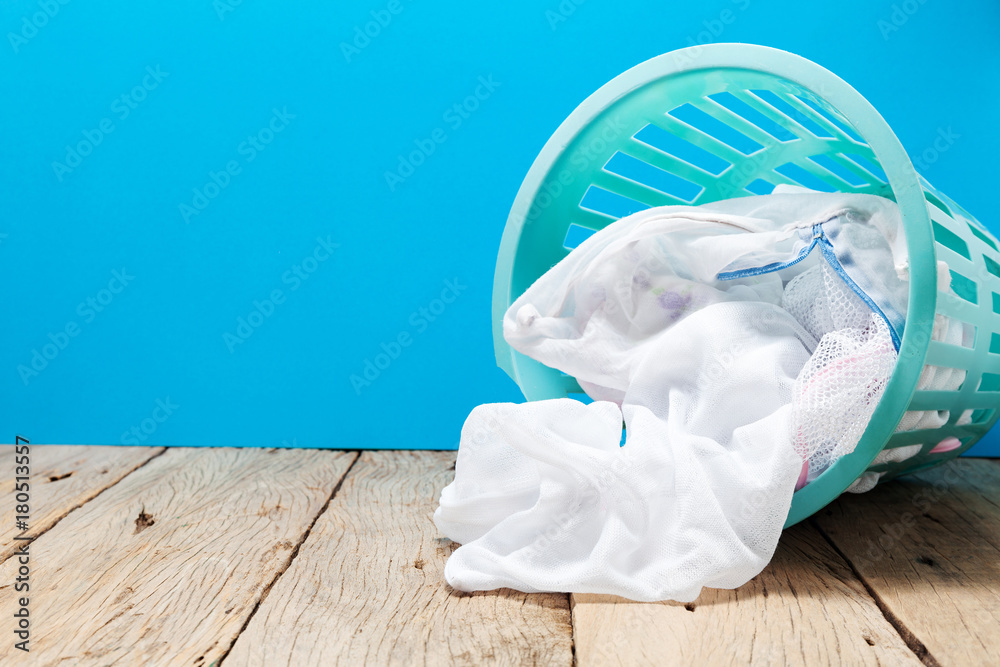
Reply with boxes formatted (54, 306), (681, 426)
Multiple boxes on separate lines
(590, 170), (682, 210)
(806, 154), (869, 188)
(948, 270), (978, 304)
(631, 124), (730, 176)
(779, 93), (855, 141)
(978, 373), (1000, 392)
(897, 411), (951, 434)
(922, 363), (969, 390)
(932, 221), (971, 260)
(648, 113), (751, 168)
(987, 332), (1000, 355)
(666, 103), (764, 156)
(773, 163), (837, 192)
(985, 255), (1000, 280)
(968, 221), (999, 251)
(924, 191), (953, 217)
(782, 159), (852, 192)
(842, 153), (888, 184)
(620, 140), (720, 191)
(563, 223), (597, 250)
(793, 95), (866, 143)
(830, 153), (887, 188)
(603, 152), (702, 203)
(928, 435), (966, 455)
(579, 185), (650, 220)
(971, 408), (996, 424)
(745, 178), (775, 195)
(748, 89), (833, 139)
(695, 97), (789, 150)
(728, 89), (826, 144)
(952, 322), (977, 349)
(706, 92), (797, 142)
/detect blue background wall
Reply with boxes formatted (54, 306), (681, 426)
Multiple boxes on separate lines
(3, 0), (999, 453)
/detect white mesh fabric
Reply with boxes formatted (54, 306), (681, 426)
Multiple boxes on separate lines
(782, 263), (873, 340)
(789, 313), (896, 475)
(783, 264), (897, 479)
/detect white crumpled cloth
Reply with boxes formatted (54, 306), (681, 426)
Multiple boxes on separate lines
(435, 187), (905, 601)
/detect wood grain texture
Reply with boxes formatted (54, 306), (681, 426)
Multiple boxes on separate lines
(0, 444), (164, 562)
(224, 450), (574, 667)
(815, 458), (1000, 666)
(0, 447), (356, 667)
(572, 521), (922, 667)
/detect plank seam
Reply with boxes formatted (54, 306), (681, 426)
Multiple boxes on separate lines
(568, 594), (577, 667)
(809, 517), (943, 667)
(215, 450), (362, 667)
(0, 447), (168, 566)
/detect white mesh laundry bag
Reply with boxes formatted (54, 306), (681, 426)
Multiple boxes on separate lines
(435, 188), (909, 601)
(785, 263), (898, 486)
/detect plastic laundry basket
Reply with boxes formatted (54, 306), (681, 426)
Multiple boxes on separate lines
(492, 44), (1000, 527)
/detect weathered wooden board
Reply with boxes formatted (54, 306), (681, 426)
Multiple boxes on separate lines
(224, 451), (574, 667)
(0, 446), (993, 667)
(571, 522), (922, 666)
(815, 458), (1000, 667)
(0, 447), (357, 666)
(0, 444), (164, 562)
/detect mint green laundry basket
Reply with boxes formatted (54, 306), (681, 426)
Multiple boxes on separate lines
(491, 44), (1000, 526)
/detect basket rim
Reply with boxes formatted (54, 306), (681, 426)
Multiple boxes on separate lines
(491, 43), (937, 527)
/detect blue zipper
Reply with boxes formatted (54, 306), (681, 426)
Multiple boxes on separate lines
(815, 232), (901, 351)
(717, 222), (902, 351)
(716, 237), (818, 281)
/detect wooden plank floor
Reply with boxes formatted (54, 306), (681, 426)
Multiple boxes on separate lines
(1, 447), (997, 666)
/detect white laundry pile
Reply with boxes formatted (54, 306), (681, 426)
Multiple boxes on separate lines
(434, 186), (947, 601)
